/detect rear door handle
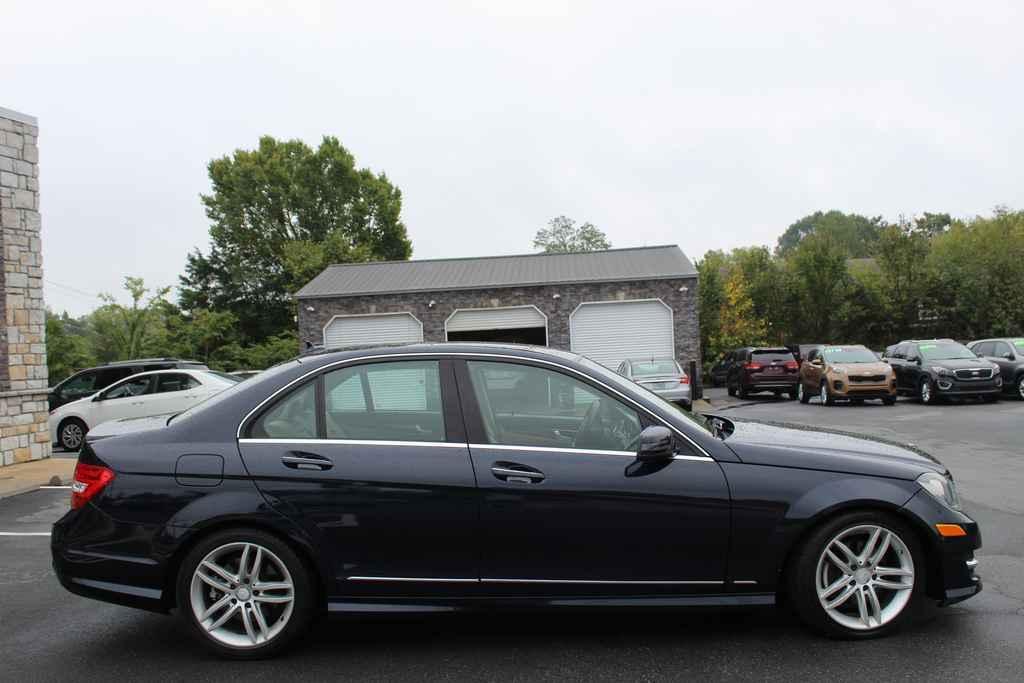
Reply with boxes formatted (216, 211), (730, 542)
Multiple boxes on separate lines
(282, 452), (333, 471)
(491, 463), (545, 484)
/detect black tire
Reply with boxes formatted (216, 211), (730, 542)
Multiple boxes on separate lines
(727, 381), (737, 397)
(919, 377), (936, 405)
(798, 382), (810, 404)
(176, 528), (316, 659)
(820, 381), (835, 407)
(1016, 374), (1024, 400)
(787, 510), (926, 639)
(788, 389), (798, 401)
(738, 383), (749, 399)
(58, 417), (88, 452)
(882, 397), (896, 406)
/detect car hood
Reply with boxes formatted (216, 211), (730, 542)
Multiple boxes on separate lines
(723, 419), (945, 479)
(85, 414), (173, 442)
(924, 357), (996, 370)
(829, 361), (891, 375)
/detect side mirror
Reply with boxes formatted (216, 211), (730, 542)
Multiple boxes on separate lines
(1003, 352), (1014, 360)
(92, 394), (104, 402)
(636, 425), (674, 462)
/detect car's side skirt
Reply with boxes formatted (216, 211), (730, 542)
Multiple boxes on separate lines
(327, 593), (775, 614)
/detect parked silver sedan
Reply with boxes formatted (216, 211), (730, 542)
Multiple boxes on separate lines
(615, 358), (691, 408)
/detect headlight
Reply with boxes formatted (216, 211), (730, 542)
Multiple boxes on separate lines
(917, 472), (962, 511)
(931, 366), (952, 376)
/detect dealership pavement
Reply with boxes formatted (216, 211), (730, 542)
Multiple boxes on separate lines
(1, 395), (1023, 680)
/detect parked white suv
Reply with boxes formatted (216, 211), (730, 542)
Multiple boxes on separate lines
(50, 369), (240, 450)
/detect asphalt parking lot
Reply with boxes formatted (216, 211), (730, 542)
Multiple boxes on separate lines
(3, 395), (1023, 680)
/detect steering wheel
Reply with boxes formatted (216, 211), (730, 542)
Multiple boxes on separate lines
(573, 399), (604, 449)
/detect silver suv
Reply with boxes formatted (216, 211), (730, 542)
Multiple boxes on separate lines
(616, 358), (691, 408)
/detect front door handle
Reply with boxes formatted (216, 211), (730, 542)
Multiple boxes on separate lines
(282, 452), (333, 471)
(491, 462), (545, 484)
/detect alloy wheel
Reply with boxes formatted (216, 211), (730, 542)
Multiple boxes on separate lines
(61, 422), (84, 450)
(1018, 376), (1024, 400)
(819, 383), (828, 406)
(815, 524), (915, 631)
(189, 542), (295, 649)
(798, 383), (804, 402)
(920, 380), (931, 403)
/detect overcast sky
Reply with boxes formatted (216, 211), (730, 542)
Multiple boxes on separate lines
(5, 1), (1022, 315)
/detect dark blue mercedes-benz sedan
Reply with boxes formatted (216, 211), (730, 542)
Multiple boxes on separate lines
(52, 343), (981, 658)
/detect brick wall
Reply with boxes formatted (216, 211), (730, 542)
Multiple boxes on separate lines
(297, 276), (701, 366)
(0, 107), (50, 466)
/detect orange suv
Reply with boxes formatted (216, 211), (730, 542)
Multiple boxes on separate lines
(798, 344), (897, 406)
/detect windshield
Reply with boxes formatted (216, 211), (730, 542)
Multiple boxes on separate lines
(822, 346), (878, 363)
(630, 360), (682, 376)
(918, 341), (976, 361)
(169, 359), (299, 425)
(578, 356), (712, 433)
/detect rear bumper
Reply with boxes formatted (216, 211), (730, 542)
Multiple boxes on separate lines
(51, 505), (169, 614)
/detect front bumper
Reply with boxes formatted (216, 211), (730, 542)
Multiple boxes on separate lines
(934, 376), (1001, 396)
(902, 489), (983, 606)
(831, 380), (896, 399)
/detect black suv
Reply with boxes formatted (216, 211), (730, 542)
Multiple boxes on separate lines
(884, 339), (1002, 404)
(726, 347), (799, 399)
(967, 338), (1024, 400)
(48, 358), (208, 410)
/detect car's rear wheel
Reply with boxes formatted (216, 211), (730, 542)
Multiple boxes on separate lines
(738, 382), (749, 399)
(788, 511), (923, 639)
(177, 529), (315, 659)
(798, 382), (810, 404)
(58, 418), (87, 451)
(727, 381), (737, 397)
(882, 396), (896, 406)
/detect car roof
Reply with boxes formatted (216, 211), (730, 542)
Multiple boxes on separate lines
(297, 341), (590, 370)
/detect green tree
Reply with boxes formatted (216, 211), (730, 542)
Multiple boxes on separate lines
(90, 277), (171, 362)
(533, 216), (611, 253)
(696, 250), (727, 365)
(712, 269), (768, 353)
(777, 210), (885, 258)
(874, 217), (932, 339)
(45, 312), (96, 384)
(180, 135), (412, 343)
(786, 233), (850, 341)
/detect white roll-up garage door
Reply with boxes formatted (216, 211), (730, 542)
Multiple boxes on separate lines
(446, 306), (547, 334)
(323, 312), (423, 348)
(570, 300), (674, 368)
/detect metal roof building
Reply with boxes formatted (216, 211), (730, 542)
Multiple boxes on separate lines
(296, 245), (700, 370)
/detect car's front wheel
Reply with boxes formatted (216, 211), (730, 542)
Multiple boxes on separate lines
(58, 418), (87, 451)
(1017, 374), (1024, 400)
(788, 512), (923, 639)
(798, 382), (810, 404)
(819, 381), (835, 406)
(919, 378), (936, 404)
(177, 528), (315, 659)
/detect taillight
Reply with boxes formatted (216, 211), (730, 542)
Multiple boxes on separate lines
(70, 462), (115, 510)
(679, 375), (690, 384)
(784, 360), (799, 370)
(745, 362), (762, 371)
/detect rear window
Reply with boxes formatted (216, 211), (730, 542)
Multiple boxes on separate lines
(751, 350), (795, 363)
(630, 360), (681, 376)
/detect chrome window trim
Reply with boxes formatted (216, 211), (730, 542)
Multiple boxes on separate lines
(235, 352), (714, 460)
(237, 438), (714, 461)
(239, 438), (467, 449)
(347, 576), (478, 583)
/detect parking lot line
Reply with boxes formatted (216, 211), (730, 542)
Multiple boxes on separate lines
(38, 485), (71, 490)
(0, 531), (51, 536)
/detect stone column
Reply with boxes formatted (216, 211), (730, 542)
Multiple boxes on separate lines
(0, 106), (50, 466)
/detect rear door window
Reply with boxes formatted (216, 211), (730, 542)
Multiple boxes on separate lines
(156, 373), (200, 393)
(324, 361), (445, 442)
(251, 383), (317, 439)
(101, 375), (155, 400)
(991, 341), (1011, 358)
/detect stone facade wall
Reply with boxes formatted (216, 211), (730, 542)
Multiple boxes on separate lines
(0, 107), (50, 466)
(297, 276), (701, 366)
